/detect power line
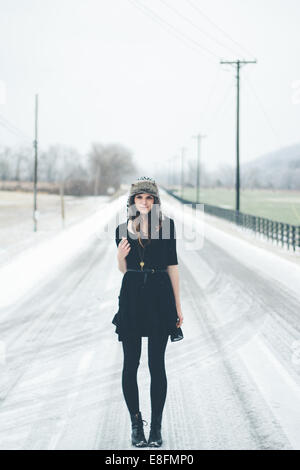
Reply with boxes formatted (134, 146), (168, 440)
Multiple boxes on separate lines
(0, 113), (30, 138)
(196, 68), (222, 128)
(205, 78), (235, 133)
(0, 120), (31, 144)
(0, 113), (32, 143)
(243, 73), (283, 148)
(160, 0), (243, 58)
(185, 0), (256, 60)
(127, 0), (220, 62)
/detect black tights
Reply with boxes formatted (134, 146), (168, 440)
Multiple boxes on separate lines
(121, 333), (169, 416)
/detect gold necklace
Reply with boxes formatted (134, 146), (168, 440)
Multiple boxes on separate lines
(138, 247), (145, 271)
(137, 236), (150, 271)
(128, 219), (150, 270)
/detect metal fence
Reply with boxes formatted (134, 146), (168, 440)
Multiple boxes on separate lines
(164, 189), (300, 253)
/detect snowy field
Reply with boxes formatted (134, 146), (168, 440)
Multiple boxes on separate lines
(0, 189), (299, 450)
(0, 190), (111, 267)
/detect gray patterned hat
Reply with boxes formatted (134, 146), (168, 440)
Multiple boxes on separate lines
(127, 176), (161, 211)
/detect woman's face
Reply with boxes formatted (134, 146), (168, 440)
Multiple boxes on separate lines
(134, 193), (155, 215)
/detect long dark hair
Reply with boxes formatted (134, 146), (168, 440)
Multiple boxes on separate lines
(127, 194), (163, 248)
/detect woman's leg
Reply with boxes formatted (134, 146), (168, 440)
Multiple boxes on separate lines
(121, 335), (142, 415)
(148, 333), (169, 416)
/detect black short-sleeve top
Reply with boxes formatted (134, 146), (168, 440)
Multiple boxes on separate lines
(115, 215), (178, 270)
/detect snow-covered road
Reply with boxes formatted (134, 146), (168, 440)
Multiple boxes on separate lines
(0, 190), (299, 450)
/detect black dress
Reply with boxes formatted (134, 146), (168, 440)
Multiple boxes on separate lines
(112, 215), (184, 343)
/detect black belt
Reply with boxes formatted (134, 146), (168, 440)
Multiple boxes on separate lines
(126, 268), (167, 285)
(127, 268), (167, 273)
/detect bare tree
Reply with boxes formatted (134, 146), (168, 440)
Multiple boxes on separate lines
(88, 142), (136, 195)
(0, 146), (13, 180)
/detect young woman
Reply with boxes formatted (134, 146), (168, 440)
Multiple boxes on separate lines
(112, 176), (184, 448)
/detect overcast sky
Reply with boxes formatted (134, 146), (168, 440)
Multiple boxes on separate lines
(0, 0), (299, 176)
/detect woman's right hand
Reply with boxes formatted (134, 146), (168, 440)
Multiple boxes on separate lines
(117, 237), (131, 260)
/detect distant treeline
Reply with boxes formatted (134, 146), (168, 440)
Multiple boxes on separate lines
(1, 142), (300, 194)
(0, 142), (136, 196)
(163, 143), (300, 190)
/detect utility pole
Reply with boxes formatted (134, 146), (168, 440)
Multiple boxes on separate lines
(172, 155), (179, 191)
(33, 93), (38, 232)
(170, 155), (176, 191)
(167, 157), (172, 188)
(181, 147), (185, 199)
(94, 163), (101, 196)
(220, 59), (256, 211)
(192, 133), (206, 203)
(173, 155), (177, 190)
(60, 150), (65, 228)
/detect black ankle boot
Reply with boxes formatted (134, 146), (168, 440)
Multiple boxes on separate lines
(130, 411), (148, 447)
(147, 411), (163, 447)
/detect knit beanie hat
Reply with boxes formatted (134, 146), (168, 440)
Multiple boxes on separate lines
(127, 176), (161, 214)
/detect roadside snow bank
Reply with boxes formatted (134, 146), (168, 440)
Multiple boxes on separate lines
(0, 196), (126, 309)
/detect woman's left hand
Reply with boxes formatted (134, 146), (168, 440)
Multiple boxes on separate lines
(176, 310), (184, 328)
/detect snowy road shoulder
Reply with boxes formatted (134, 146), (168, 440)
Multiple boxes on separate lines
(0, 197), (125, 310)
(238, 334), (300, 449)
